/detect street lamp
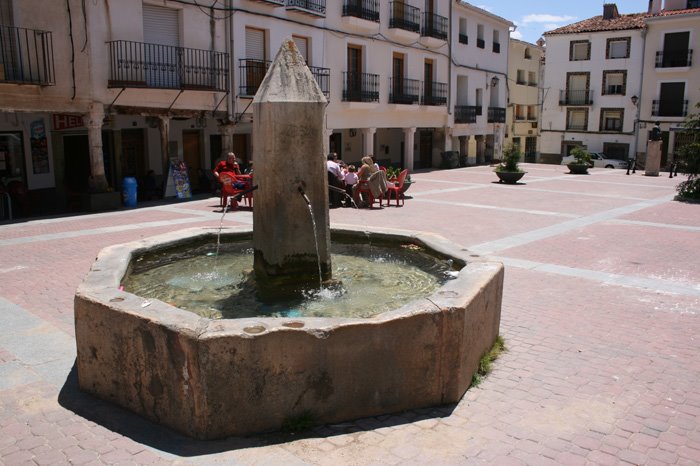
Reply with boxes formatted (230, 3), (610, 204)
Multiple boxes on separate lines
(628, 95), (640, 175)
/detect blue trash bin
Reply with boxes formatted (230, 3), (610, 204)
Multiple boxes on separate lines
(122, 177), (138, 208)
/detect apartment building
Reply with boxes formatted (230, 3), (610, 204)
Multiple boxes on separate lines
(451, 1), (512, 165)
(505, 38), (544, 162)
(636, 0), (700, 167)
(0, 0), (510, 217)
(540, 4), (647, 163)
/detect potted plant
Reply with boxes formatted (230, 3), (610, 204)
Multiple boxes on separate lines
(494, 143), (526, 184)
(567, 146), (592, 175)
(385, 166), (413, 193)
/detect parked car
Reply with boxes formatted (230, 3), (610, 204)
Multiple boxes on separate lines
(561, 152), (628, 169)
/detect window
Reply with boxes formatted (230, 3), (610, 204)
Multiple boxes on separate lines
(567, 109), (588, 131)
(477, 24), (484, 49)
(524, 48), (531, 59)
(602, 70), (626, 95)
(475, 88), (483, 114)
(516, 69), (526, 85)
(606, 37), (630, 59)
(528, 71), (537, 87)
(570, 40), (590, 61)
(600, 108), (624, 132)
(459, 18), (467, 44)
(515, 104), (525, 120)
(688, 0), (700, 8)
(525, 137), (537, 157)
(292, 35), (309, 63)
(492, 30), (500, 53)
(527, 105), (537, 120)
(656, 82), (687, 117)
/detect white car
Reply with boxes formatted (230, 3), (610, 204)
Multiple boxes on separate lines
(561, 152), (629, 169)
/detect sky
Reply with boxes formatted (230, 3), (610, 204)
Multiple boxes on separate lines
(473, 0), (649, 44)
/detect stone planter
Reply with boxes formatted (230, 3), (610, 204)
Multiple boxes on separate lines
(495, 171), (526, 184)
(567, 163), (589, 175)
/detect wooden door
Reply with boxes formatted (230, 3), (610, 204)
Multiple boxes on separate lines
(183, 130), (201, 191)
(120, 129), (146, 179)
(347, 45), (362, 99)
(419, 130), (432, 168)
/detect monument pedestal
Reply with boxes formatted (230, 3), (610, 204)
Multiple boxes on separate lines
(645, 140), (662, 176)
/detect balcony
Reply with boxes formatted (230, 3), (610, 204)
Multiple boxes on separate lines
(239, 59), (329, 98)
(389, 77), (419, 104)
(342, 0), (379, 22)
(493, 42), (500, 54)
(343, 71), (379, 103)
(655, 50), (693, 68)
(421, 12), (447, 41)
(487, 107), (506, 123)
(458, 34), (468, 45)
(389, 2), (420, 33)
(286, 0), (326, 17)
(454, 105), (479, 124)
(251, 0), (285, 5)
(476, 38), (485, 49)
(108, 40), (227, 91)
(0, 25), (55, 85)
(559, 89), (593, 106)
(652, 99), (688, 117)
(422, 81), (447, 106)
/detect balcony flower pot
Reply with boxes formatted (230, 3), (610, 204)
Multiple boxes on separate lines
(567, 163), (590, 175)
(494, 143), (526, 184)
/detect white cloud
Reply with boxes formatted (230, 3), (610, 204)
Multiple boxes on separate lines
(510, 30), (524, 40)
(522, 14), (576, 25)
(544, 23), (563, 30)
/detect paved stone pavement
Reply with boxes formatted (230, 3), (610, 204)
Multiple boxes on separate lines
(1, 164), (699, 465)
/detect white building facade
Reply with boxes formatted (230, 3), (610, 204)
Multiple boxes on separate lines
(0, 0), (511, 218)
(540, 4), (646, 163)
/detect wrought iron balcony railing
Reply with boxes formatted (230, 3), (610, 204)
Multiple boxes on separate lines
(566, 122), (587, 131)
(559, 89), (594, 106)
(0, 25), (55, 85)
(476, 38), (485, 49)
(493, 42), (501, 53)
(389, 1), (420, 33)
(252, 0), (285, 5)
(454, 105), (479, 124)
(655, 50), (693, 68)
(459, 33), (468, 45)
(389, 77), (419, 104)
(286, 0), (326, 16)
(342, 0), (379, 22)
(239, 59), (329, 97)
(108, 40), (227, 91)
(421, 12), (447, 41)
(422, 81), (447, 106)
(343, 71), (379, 102)
(652, 99), (688, 117)
(487, 107), (506, 123)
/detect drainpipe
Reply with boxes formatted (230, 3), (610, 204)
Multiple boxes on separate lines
(226, 0), (234, 123)
(447, 0), (453, 116)
(632, 28), (647, 161)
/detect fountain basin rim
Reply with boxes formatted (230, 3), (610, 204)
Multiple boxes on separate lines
(77, 225), (500, 338)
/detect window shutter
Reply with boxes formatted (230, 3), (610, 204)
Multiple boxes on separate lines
(246, 28), (266, 60)
(143, 4), (179, 46)
(292, 36), (308, 63)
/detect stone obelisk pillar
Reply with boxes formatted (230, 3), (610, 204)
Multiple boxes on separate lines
(252, 38), (330, 287)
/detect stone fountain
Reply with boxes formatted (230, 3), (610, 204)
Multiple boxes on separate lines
(74, 39), (504, 440)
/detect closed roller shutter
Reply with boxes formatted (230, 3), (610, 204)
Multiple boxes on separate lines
(245, 27), (265, 60)
(292, 36), (308, 63)
(142, 4), (180, 88)
(143, 4), (179, 46)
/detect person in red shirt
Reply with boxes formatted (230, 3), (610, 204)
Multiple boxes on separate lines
(213, 152), (242, 181)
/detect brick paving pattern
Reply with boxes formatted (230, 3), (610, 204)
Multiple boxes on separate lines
(0, 164), (698, 465)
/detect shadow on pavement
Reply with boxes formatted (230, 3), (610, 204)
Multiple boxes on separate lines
(58, 361), (457, 456)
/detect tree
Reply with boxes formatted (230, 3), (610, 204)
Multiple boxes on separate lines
(676, 103), (700, 201)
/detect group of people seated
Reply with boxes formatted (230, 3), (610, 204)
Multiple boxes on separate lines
(327, 152), (388, 208)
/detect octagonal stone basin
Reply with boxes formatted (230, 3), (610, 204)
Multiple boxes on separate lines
(75, 226), (503, 440)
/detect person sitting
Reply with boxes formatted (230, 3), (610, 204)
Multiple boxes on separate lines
(343, 165), (358, 207)
(327, 153), (344, 207)
(213, 152), (246, 189)
(353, 156), (379, 207)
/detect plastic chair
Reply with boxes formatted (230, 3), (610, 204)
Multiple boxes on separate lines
(220, 173), (252, 210)
(384, 169), (408, 207)
(354, 171), (386, 208)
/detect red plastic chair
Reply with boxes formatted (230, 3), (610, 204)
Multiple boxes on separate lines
(220, 173), (252, 210)
(354, 180), (382, 208)
(384, 169), (408, 207)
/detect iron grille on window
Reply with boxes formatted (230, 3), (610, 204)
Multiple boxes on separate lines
(655, 50), (693, 68)
(0, 25), (55, 85)
(459, 34), (468, 44)
(238, 59), (270, 96)
(389, 77), (419, 104)
(652, 99), (688, 117)
(342, 0), (379, 22)
(493, 42), (500, 54)
(343, 72), (379, 102)
(487, 107), (506, 123)
(476, 38), (485, 49)
(454, 106), (479, 123)
(422, 81), (447, 106)
(389, 1), (420, 33)
(286, 0), (326, 16)
(108, 40), (227, 91)
(559, 90), (593, 106)
(421, 12), (447, 40)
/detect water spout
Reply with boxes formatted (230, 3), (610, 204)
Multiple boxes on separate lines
(297, 185), (311, 206)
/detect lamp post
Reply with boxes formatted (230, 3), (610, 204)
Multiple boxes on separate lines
(628, 95), (640, 175)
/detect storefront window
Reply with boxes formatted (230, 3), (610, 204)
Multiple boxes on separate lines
(0, 132), (25, 184)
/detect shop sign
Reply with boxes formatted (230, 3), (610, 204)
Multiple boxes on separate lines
(53, 114), (84, 131)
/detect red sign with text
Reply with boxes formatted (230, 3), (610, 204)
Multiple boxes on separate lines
(52, 114), (84, 131)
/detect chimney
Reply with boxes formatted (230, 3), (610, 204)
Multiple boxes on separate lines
(648, 0), (662, 13)
(603, 3), (620, 19)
